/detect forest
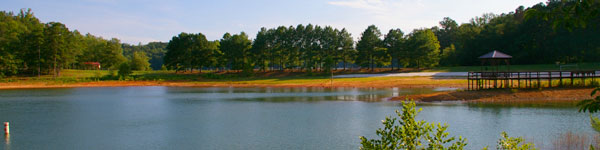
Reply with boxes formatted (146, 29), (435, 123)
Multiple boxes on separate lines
(0, 0), (598, 77)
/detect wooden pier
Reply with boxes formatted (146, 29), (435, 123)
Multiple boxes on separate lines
(467, 70), (600, 90)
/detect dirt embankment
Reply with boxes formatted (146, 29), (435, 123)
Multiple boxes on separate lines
(392, 88), (594, 102)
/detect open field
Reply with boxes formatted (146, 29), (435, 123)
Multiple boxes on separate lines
(0, 69), (467, 89)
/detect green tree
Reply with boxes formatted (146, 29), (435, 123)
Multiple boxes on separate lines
(525, 0), (599, 31)
(337, 28), (355, 71)
(437, 17), (458, 49)
(0, 11), (24, 76)
(197, 40), (222, 72)
(434, 17), (459, 66)
(130, 51), (150, 71)
(43, 22), (75, 77)
(220, 32), (252, 72)
(122, 42), (167, 70)
(383, 29), (405, 70)
(101, 38), (127, 69)
(357, 25), (386, 71)
(15, 9), (45, 76)
(117, 62), (132, 77)
(250, 28), (270, 72)
(406, 29), (440, 69)
(165, 32), (214, 72)
(78, 34), (126, 70)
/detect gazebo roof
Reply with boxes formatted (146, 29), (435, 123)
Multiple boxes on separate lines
(478, 50), (512, 59)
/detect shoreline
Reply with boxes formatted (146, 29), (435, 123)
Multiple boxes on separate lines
(0, 79), (594, 103)
(0, 77), (467, 89)
(392, 88), (594, 102)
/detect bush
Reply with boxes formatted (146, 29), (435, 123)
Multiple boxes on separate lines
(360, 100), (537, 150)
(118, 62), (133, 77)
(359, 101), (467, 150)
(492, 132), (537, 150)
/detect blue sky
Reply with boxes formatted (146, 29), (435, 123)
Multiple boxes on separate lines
(2, 0), (546, 44)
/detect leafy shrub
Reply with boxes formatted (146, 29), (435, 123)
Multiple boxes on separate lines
(118, 62), (133, 77)
(360, 100), (538, 150)
(493, 132), (537, 150)
(359, 101), (467, 150)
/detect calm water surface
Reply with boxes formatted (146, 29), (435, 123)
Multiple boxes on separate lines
(0, 86), (594, 149)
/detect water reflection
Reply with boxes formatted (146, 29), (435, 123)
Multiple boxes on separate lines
(163, 87), (452, 102)
(0, 86), (591, 149)
(4, 134), (9, 150)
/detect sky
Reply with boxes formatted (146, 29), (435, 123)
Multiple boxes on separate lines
(2, 0), (547, 44)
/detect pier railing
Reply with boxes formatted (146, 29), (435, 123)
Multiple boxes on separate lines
(467, 70), (599, 90)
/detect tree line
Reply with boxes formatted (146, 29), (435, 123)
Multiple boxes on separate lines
(0, 9), (154, 77)
(436, 0), (600, 66)
(166, 1), (600, 73)
(2, 1), (599, 76)
(164, 24), (441, 73)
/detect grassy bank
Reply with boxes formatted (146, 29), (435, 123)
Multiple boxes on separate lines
(0, 69), (467, 89)
(1, 62), (598, 89)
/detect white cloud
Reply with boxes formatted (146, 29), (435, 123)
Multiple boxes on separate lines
(326, 0), (544, 38)
(327, 0), (389, 16)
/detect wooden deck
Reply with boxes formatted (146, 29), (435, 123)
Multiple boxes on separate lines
(467, 70), (599, 90)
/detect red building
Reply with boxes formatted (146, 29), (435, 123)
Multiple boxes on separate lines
(83, 62), (101, 70)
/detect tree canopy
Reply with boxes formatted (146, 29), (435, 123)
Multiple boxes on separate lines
(3, 1), (600, 76)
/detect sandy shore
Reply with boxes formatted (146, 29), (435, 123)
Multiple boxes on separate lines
(0, 77), (467, 89)
(392, 88), (594, 102)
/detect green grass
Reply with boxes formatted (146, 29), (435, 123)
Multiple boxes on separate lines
(426, 62), (600, 72)
(1, 62), (599, 84)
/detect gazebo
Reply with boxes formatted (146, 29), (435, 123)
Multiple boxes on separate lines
(478, 50), (512, 73)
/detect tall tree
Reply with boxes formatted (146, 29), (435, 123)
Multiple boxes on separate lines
(406, 29), (440, 69)
(219, 32), (252, 72)
(165, 32), (220, 72)
(165, 33), (200, 72)
(383, 29), (405, 70)
(337, 28), (355, 71)
(356, 25), (386, 71)
(130, 51), (150, 71)
(250, 28), (270, 72)
(0, 11), (23, 76)
(43, 22), (73, 77)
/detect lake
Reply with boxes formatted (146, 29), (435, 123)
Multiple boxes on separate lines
(0, 86), (595, 149)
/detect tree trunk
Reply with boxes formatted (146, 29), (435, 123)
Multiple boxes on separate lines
(53, 54), (57, 78)
(397, 55), (401, 71)
(370, 54), (374, 72)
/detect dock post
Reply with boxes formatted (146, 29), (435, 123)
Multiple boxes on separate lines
(518, 72), (520, 88)
(571, 72), (574, 87)
(468, 73), (471, 91)
(548, 72), (552, 88)
(537, 72), (542, 88)
(560, 71), (563, 87)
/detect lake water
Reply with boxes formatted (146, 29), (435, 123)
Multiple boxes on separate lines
(0, 86), (595, 149)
